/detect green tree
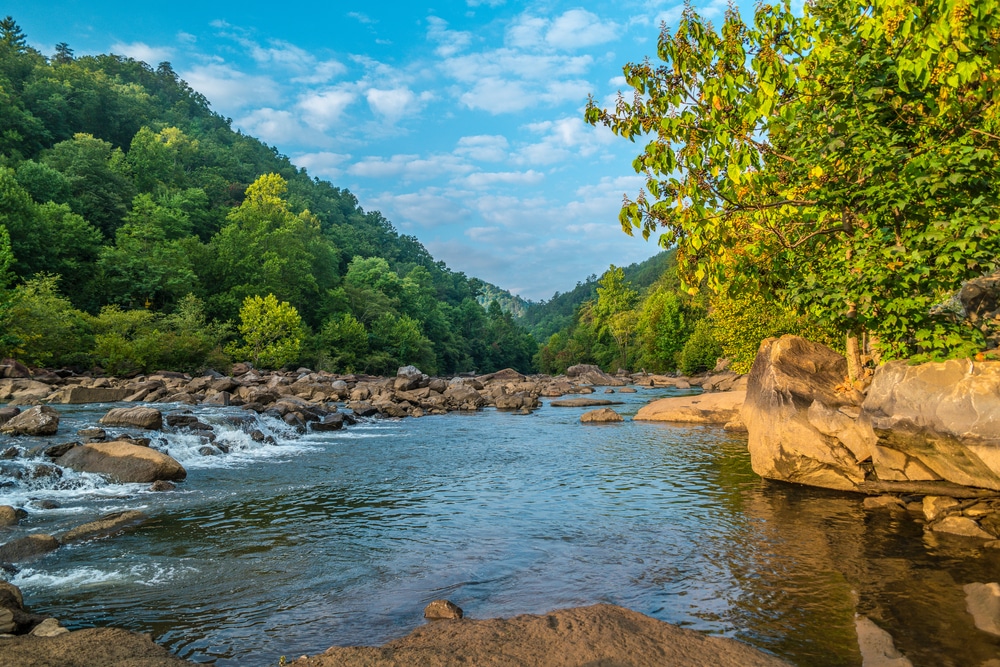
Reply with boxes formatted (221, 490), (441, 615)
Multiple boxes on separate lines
(2, 275), (93, 367)
(586, 0), (1000, 369)
(317, 312), (369, 373)
(593, 265), (640, 370)
(226, 293), (304, 369)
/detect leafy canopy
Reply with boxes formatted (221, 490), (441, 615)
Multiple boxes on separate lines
(587, 0), (1000, 360)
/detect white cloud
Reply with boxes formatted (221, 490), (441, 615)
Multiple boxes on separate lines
(371, 191), (472, 229)
(514, 116), (616, 165)
(297, 87), (357, 131)
(347, 12), (376, 24)
(181, 63), (282, 110)
(459, 77), (531, 113)
(291, 151), (353, 180)
(457, 170), (544, 189)
(454, 135), (509, 162)
(366, 87), (421, 123)
(506, 10), (620, 51)
(467, 0), (505, 6)
(237, 108), (318, 146)
(546, 10), (621, 50)
(349, 154), (471, 181)
(427, 16), (473, 58)
(177, 32), (196, 45)
(441, 49), (593, 83)
(110, 41), (174, 64)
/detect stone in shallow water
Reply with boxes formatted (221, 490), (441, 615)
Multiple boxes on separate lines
(931, 515), (993, 539)
(855, 615), (913, 667)
(964, 582), (1000, 636)
(424, 599), (463, 620)
(863, 496), (905, 511)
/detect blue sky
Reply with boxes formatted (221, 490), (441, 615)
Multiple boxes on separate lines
(9, 0), (756, 301)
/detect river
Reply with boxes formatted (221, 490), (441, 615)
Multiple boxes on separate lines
(2, 387), (999, 666)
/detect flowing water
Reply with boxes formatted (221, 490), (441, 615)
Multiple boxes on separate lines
(2, 389), (1000, 666)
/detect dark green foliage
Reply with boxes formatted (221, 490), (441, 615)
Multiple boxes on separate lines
(678, 319), (722, 376)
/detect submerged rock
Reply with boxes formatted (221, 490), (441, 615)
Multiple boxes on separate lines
(0, 534), (59, 563)
(61, 510), (148, 543)
(855, 616), (913, 667)
(965, 582), (1000, 636)
(550, 398), (621, 408)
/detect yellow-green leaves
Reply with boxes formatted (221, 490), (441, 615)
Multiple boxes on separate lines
(226, 293), (304, 370)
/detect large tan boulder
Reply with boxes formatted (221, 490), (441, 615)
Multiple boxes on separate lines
(0, 379), (54, 404)
(741, 336), (873, 492)
(635, 391), (745, 424)
(298, 604), (789, 667)
(0, 405), (60, 436)
(861, 359), (1000, 490)
(99, 407), (163, 430)
(57, 442), (186, 483)
(0, 534), (60, 562)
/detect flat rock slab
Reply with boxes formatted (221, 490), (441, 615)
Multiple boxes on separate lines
(296, 604), (789, 667)
(549, 398), (623, 407)
(57, 387), (131, 404)
(99, 407), (163, 430)
(0, 627), (192, 666)
(57, 442), (186, 483)
(964, 582), (1000, 636)
(61, 510), (149, 543)
(635, 391), (746, 424)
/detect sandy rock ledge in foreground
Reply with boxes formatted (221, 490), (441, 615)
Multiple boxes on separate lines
(295, 604), (789, 667)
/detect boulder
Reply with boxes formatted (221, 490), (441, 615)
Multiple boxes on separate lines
(862, 496), (905, 511)
(443, 384), (486, 409)
(550, 398), (622, 408)
(479, 368), (527, 383)
(0, 358), (30, 378)
(56, 386), (131, 404)
(861, 359), (1000, 490)
(99, 407), (163, 430)
(0, 534), (59, 562)
(424, 599), (463, 620)
(635, 391), (745, 424)
(312, 413), (345, 431)
(0, 505), (23, 526)
(964, 582), (1000, 636)
(150, 480), (176, 492)
(565, 364), (626, 386)
(57, 441), (186, 483)
(0, 406), (20, 425)
(930, 515), (994, 539)
(741, 336), (873, 492)
(581, 408), (624, 423)
(30, 617), (69, 637)
(44, 442), (78, 458)
(166, 413), (213, 431)
(494, 392), (540, 410)
(61, 510), (148, 543)
(0, 405), (60, 436)
(394, 365), (427, 391)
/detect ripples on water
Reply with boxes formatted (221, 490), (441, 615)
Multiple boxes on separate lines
(3, 392), (1000, 666)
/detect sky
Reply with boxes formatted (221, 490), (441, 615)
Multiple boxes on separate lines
(8, 0), (757, 301)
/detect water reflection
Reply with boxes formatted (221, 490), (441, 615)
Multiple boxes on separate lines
(6, 392), (1000, 665)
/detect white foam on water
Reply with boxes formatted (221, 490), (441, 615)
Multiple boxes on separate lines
(12, 561), (199, 591)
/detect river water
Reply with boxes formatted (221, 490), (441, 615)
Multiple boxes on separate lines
(2, 388), (1000, 666)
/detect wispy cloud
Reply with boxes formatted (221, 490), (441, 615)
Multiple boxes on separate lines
(110, 41), (174, 64)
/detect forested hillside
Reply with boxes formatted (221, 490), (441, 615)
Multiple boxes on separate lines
(0, 17), (536, 375)
(519, 252), (673, 342)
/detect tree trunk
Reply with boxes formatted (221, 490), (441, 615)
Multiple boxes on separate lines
(846, 334), (863, 382)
